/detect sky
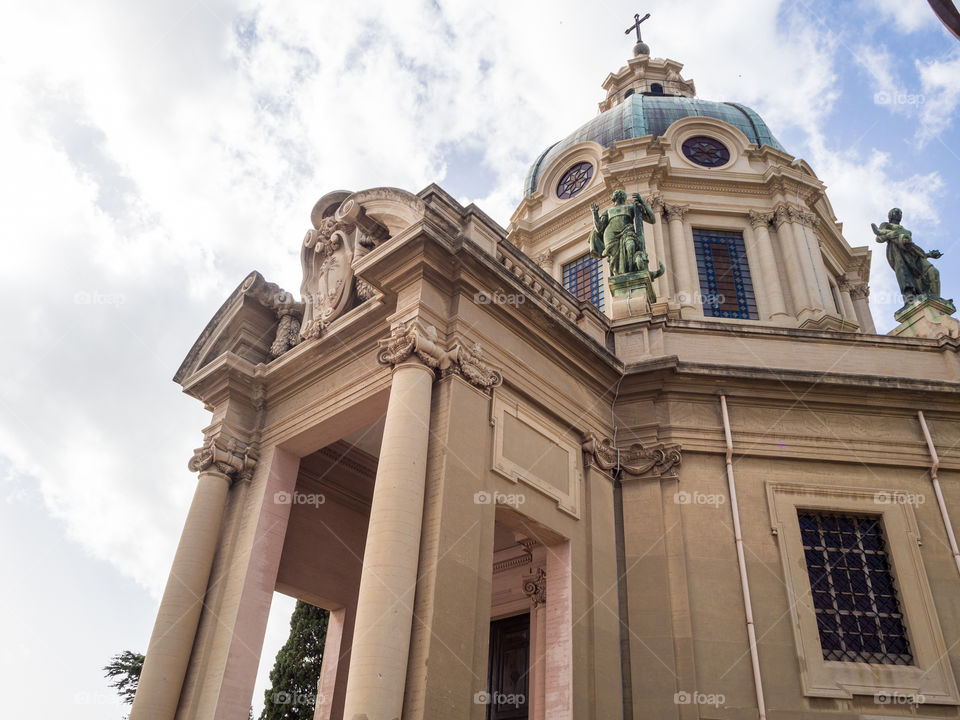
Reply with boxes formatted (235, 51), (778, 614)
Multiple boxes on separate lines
(1, 1), (959, 717)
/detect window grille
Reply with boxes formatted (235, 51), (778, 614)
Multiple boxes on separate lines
(693, 229), (758, 319)
(798, 512), (912, 665)
(562, 254), (604, 311)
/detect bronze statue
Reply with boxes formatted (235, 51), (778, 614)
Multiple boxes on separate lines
(589, 189), (664, 279)
(872, 208), (944, 303)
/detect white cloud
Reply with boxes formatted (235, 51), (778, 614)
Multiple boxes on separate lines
(916, 51), (960, 145)
(868, 0), (939, 33)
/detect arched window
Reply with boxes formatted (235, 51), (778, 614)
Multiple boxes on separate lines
(650, 83), (664, 95)
(624, 88), (635, 99)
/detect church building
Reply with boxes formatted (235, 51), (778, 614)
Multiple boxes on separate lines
(130, 26), (960, 720)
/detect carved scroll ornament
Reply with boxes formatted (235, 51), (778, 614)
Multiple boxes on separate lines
(582, 433), (681, 479)
(377, 322), (503, 390)
(188, 434), (258, 483)
(522, 568), (546, 608)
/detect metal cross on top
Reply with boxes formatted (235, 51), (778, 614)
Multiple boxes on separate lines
(625, 12), (651, 42)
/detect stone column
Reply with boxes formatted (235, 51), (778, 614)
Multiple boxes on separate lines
(787, 206), (826, 312)
(837, 279), (858, 320)
(534, 250), (554, 278)
(664, 204), (695, 312)
(773, 205), (811, 315)
(523, 568), (547, 720)
(747, 211), (788, 320)
(341, 322), (501, 720)
(341, 331), (435, 720)
(131, 438), (253, 720)
(850, 283), (876, 333)
(649, 194), (669, 300)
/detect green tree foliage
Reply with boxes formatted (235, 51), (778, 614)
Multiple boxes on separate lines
(103, 650), (144, 705)
(259, 600), (329, 719)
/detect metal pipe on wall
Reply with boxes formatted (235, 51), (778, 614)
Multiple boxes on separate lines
(918, 410), (960, 577)
(719, 395), (767, 720)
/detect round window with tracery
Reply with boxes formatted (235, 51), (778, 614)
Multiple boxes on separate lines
(681, 136), (731, 167)
(556, 161), (594, 199)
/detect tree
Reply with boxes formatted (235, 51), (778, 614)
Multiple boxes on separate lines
(259, 600), (329, 719)
(103, 650), (144, 706)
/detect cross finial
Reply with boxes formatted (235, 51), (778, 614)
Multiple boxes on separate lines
(625, 12), (651, 43)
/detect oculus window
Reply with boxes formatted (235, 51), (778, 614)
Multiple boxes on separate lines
(799, 512), (912, 666)
(693, 229), (757, 319)
(562, 254), (604, 311)
(556, 162), (594, 199)
(681, 135), (730, 167)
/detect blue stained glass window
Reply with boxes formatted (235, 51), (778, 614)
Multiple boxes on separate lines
(693, 229), (757, 319)
(563, 254), (604, 311)
(799, 512), (912, 665)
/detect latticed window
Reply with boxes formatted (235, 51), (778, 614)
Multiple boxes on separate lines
(799, 512), (912, 665)
(693, 229), (758, 319)
(562, 254), (604, 311)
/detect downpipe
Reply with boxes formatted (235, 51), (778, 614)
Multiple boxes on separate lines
(720, 395), (767, 720)
(918, 410), (960, 577)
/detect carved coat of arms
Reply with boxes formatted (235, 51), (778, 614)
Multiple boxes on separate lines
(300, 216), (358, 339)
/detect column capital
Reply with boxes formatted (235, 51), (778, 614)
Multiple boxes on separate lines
(849, 283), (870, 300)
(748, 210), (774, 229)
(773, 204), (793, 228)
(188, 433), (257, 483)
(648, 192), (664, 212)
(377, 321), (502, 390)
(663, 203), (689, 222)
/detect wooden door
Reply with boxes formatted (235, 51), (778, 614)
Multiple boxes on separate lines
(486, 614), (529, 720)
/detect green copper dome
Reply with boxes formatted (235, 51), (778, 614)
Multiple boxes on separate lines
(524, 94), (785, 197)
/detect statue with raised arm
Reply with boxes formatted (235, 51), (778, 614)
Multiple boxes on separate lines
(588, 189), (665, 280)
(872, 208), (945, 303)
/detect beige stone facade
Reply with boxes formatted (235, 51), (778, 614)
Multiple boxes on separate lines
(132, 51), (960, 720)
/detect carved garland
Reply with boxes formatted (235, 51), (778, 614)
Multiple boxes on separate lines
(376, 322), (503, 390)
(582, 433), (681, 479)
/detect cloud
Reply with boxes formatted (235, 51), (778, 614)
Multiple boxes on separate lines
(868, 0), (939, 33)
(916, 51), (960, 146)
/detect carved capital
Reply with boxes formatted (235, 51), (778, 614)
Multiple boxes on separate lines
(649, 193), (664, 212)
(188, 434), (257, 483)
(582, 433), (681, 479)
(849, 283), (870, 300)
(748, 210), (773, 229)
(377, 323), (503, 390)
(773, 204), (792, 228)
(663, 203), (689, 222)
(522, 568), (546, 609)
(534, 250), (554, 270)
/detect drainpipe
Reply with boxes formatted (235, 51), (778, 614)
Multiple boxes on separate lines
(612, 468), (634, 720)
(918, 411), (960, 577)
(720, 395), (767, 720)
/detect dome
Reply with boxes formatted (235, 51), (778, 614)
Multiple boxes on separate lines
(524, 94), (785, 197)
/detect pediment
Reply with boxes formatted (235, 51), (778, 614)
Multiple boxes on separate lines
(173, 271), (299, 385)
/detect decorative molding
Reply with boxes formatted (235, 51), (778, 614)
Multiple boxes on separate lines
(522, 567), (547, 608)
(496, 248), (579, 323)
(494, 547), (534, 574)
(188, 433), (257, 483)
(582, 433), (682, 479)
(376, 322), (503, 390)
(773, 204), (792, 228)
